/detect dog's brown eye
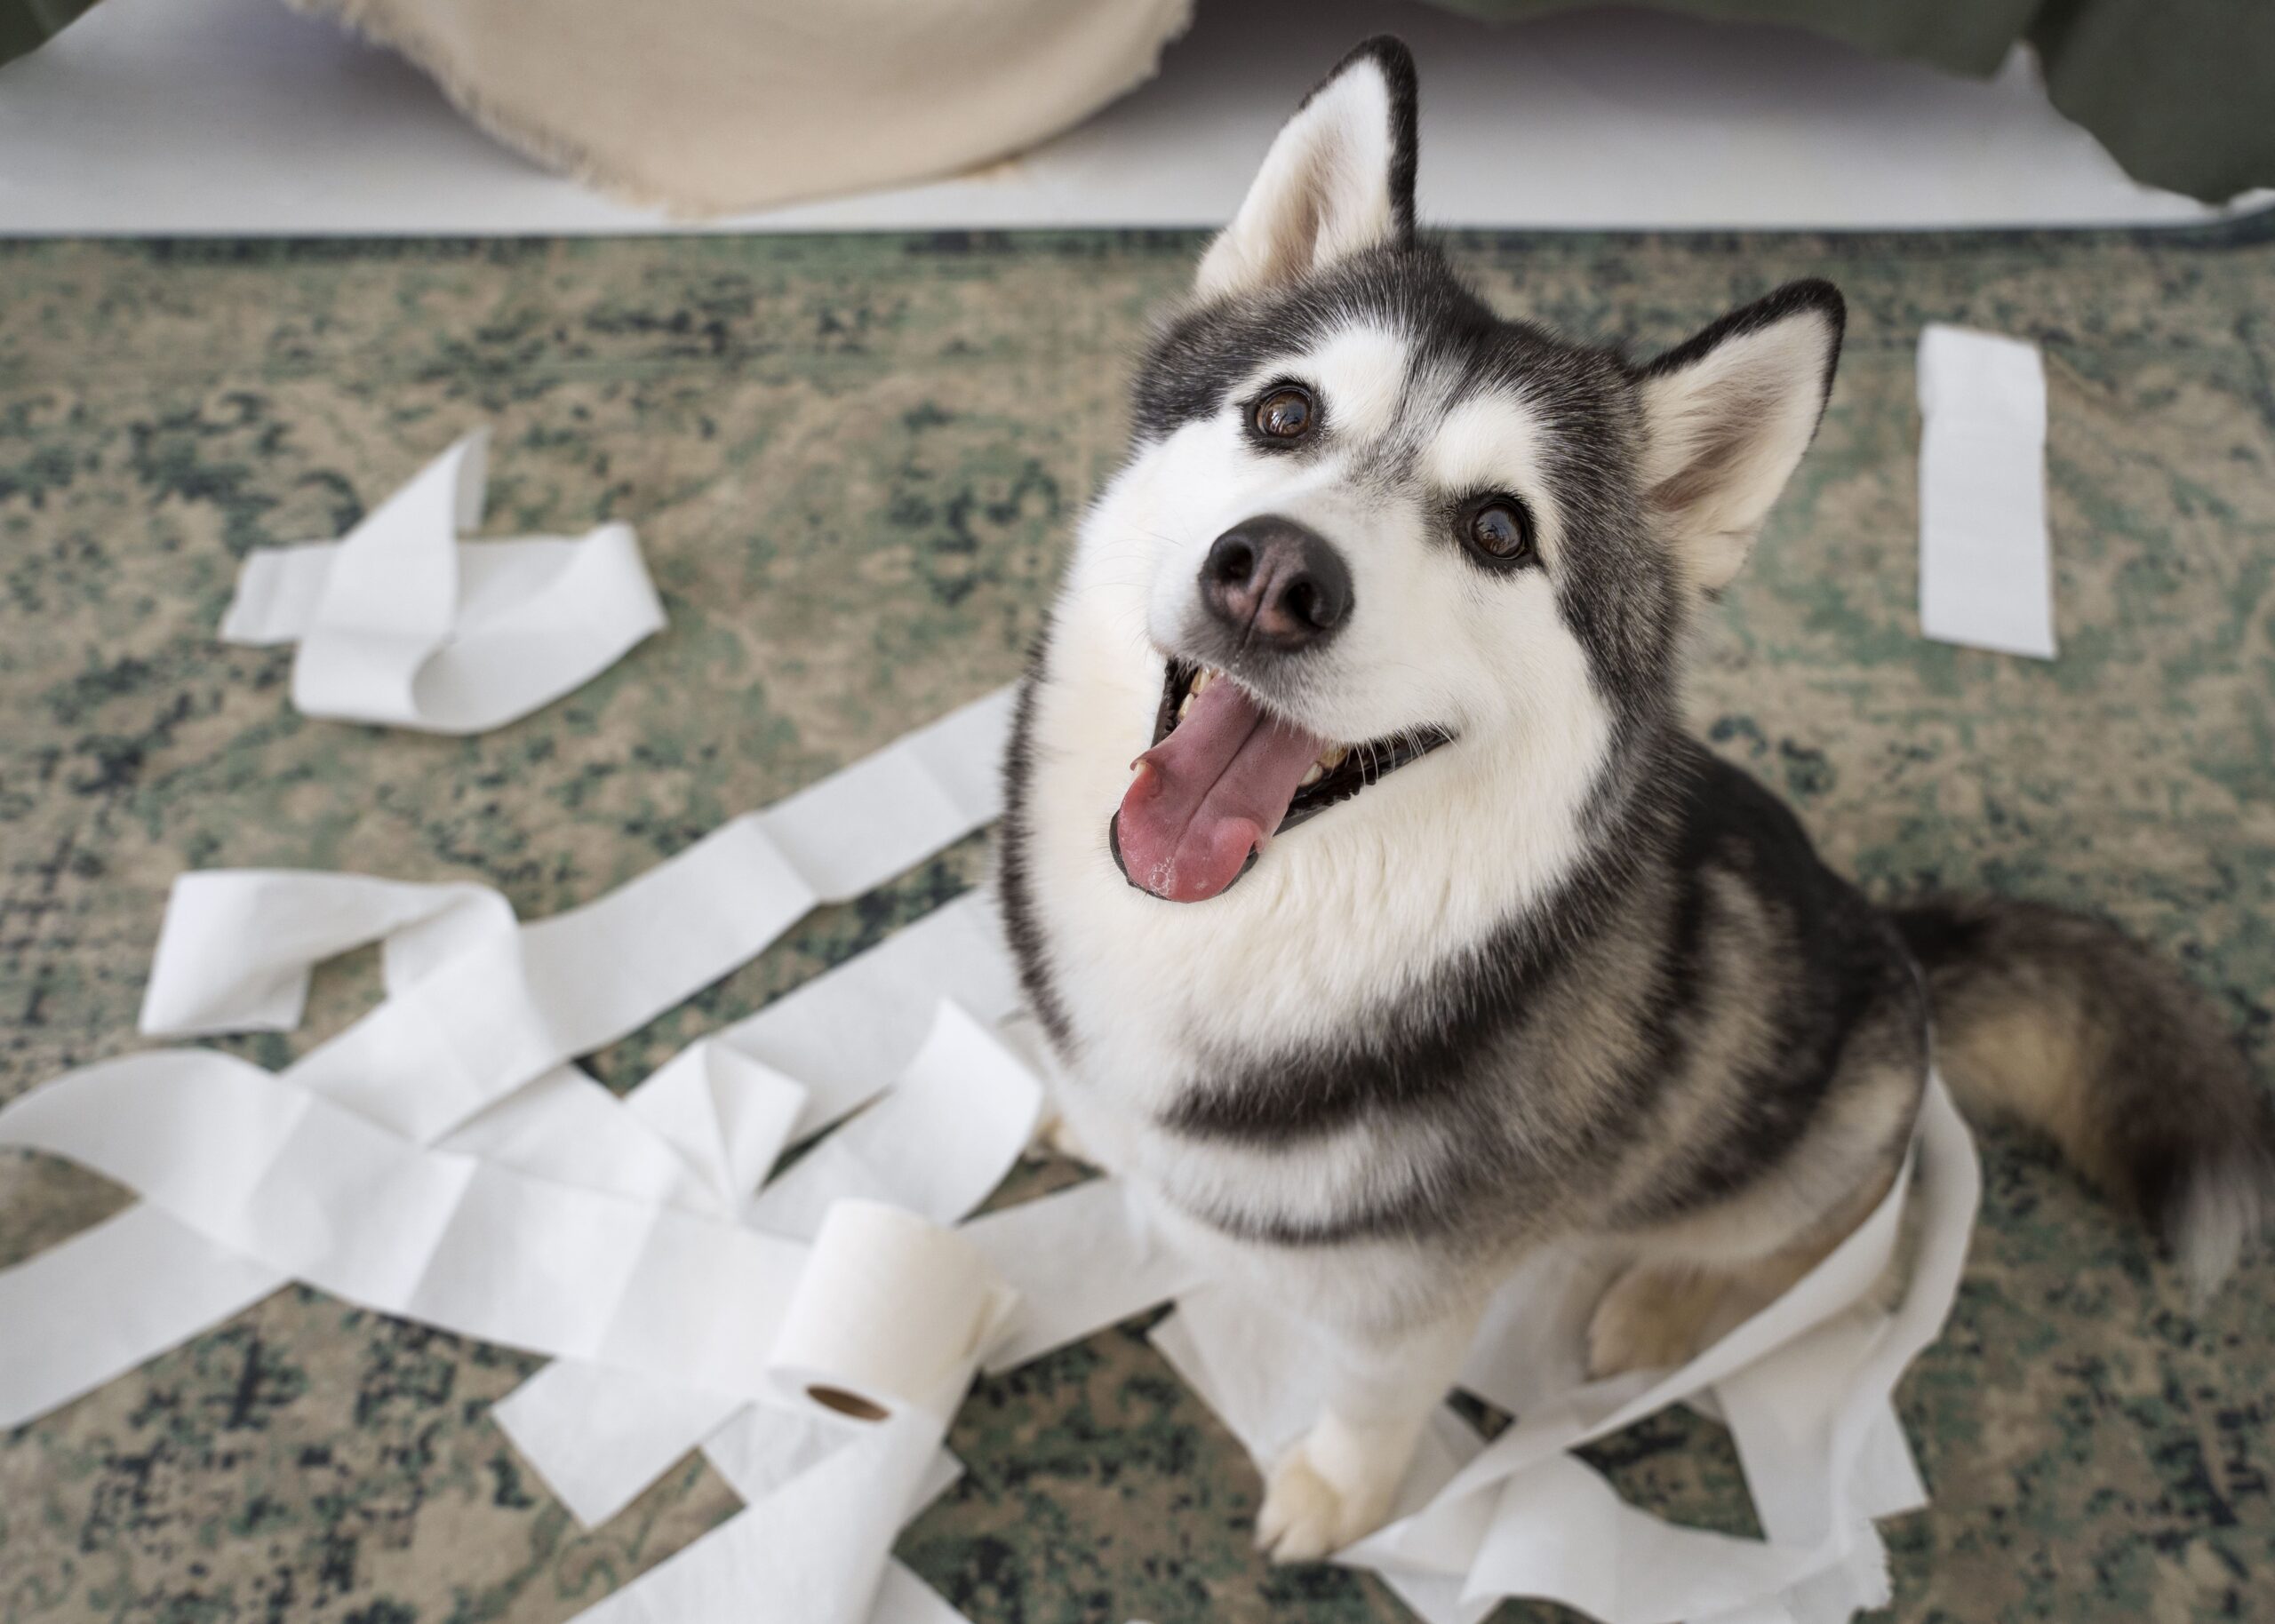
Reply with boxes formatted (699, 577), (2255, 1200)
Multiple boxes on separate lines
(1253, 386), (1314, 440)
(1465, 498), (1533, 562)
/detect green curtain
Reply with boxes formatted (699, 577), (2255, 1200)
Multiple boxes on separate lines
(1, 0), (94, 69)
(2026, 0), (2274, 201)
(1431, 0), (2274, 202)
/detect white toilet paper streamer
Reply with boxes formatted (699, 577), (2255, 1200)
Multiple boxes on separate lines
(0, 1017), (1028, 1624)
(6, 904), (1975, 1624)
(0, 998), (1040, 1398)
(491, 995), (1043, 1528)
(746, 1007), (1044, 1239)
(139, 870), (515, 1039)
(571, 1397), (954, 1624)
(491, 1169), (1193, 1531)
(0, 1050), (814, 1397)
(2, 1011), (1030, 1624)
(2, 682), (1984, 1624)
(965, 1174), (1203, 1373)
(1916, 323), (2056, 660)
(513, 1306), (978, 1624)
(565, 1202), (1014, 1624)
(1150, 1078), (1977, 1624)
(0, 686), (1015, 1427)
(219, 427), (668, 733)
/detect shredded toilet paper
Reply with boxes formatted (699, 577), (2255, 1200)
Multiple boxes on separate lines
(217, 429), (668, 732)
(490, 995), (1042, 1530)
(220, 427), (669, 731)
(1917, 323), (2056, 660)
(1, 682), (1980, 1624)
(0, 686), (1014, 1427)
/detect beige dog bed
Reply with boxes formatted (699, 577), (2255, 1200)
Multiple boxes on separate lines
(294, 0), (1193, 216)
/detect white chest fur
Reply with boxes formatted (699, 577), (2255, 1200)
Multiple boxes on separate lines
(1013, 580), (1613, 1246)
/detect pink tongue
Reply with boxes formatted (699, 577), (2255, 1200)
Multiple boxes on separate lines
(1115, 680), (1329, 902)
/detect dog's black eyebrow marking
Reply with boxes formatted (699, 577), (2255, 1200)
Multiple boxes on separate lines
(1127, 244), (1490, 443)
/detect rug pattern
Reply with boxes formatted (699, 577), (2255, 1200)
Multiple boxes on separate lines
(1, 219), (2271, 1622)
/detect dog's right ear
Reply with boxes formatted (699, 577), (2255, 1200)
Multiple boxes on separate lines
(1194, 36), (1418, 301)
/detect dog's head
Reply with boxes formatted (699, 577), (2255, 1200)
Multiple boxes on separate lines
(1070, 37), (1842, 904)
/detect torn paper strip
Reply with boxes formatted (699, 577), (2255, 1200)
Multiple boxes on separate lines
(1, 676), (1989, 1624)
(1916, 323), (2056, 659)
(746, 1004), (1043, 1238)
(0, 688), (1014, 1428)
(0, 1050), (812, 1396)
(496, 997), (1046, 1526)
(1422, 1082), (1974, 1620)
(220, 427), (667, 732)
(555, 1202), (1010, 1624)
(564, 1403), (951, 1624)
(1159, 1079), (1976, 1624)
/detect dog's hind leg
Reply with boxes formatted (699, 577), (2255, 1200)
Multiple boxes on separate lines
(1585, 1154), (1907, 1380)
(1585, 974), (1928, 1381)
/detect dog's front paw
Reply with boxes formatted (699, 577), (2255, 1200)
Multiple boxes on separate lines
(1257, 1451), (1350, 1563)
(1254, 1416), (1405, 1563)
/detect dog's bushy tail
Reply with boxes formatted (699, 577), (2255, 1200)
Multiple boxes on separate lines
(1893, 897), (2274, 1298)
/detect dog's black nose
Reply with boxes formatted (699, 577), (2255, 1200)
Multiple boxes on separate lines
(1199, 517), (1352, 650)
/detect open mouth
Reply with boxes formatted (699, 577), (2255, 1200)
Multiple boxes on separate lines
(1108, 659), (1453, 904)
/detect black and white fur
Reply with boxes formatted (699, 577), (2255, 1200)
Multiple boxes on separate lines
(997, 37), (2274, 1560)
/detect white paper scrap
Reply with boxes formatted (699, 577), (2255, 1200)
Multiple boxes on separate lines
(498, 991), (1042, 1528)
(566, 1406), (949, 1624)
(746, 1005), (1042, 1239)
(0, 1051), (811, 1397)
(696, 1388), (960, 1526)
(970, 1177), (1203, 1373)
(498, 999), (1040, 1526)
(139, 870), (514, 1038)
(709, 886), (1026, 1141)
(624, 1039), (810, 1207)
(698, 1399), (865, 1506)
(0, 1203), (284, 1424)
(220, 428), (668, 733)
(1155, 1079), (1976, 1624)
(491, 1364), (757, 1530)
(448, 1069), (738, 1219)
(559, 1203), (1008, 1624)
(0, 678), (1989, 1624)
(0, 689), (1013, 1429)
(1917, 323), (2056, 659)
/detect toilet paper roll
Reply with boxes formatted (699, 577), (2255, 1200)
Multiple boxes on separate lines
(767, 1199), (1016, 1423)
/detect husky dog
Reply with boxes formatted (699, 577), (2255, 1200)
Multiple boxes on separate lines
(996, 36), (2274, 1561)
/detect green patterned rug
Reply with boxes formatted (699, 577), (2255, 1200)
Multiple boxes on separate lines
(2, 219), (2271, 1624)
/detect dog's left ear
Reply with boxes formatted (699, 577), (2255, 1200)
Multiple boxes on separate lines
(1636, 281), (1845, 593)
(1194, 36), (1418, 301)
